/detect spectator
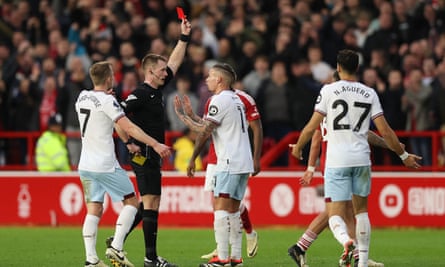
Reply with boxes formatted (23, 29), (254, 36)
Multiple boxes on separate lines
(38, 57), (58, 92)
(0, 42), (10, 132)
(54, 38), (71, 70)
(288, 58), (322, 165)
(35, 113), (70, 172)
(295, 20), (319, 60)
(57, 56), (92, 166)
(430, 59), (445, 165)
(269, 26), (296, 65)
(410, 2), (445, 43)
(119, 42), (141, 74)
(166, 75), (199, 132)
(242, 54), (270, 98)
(107, 56), (124, 86)
(197, 15), (221, 58)
(363, 11), (401, 66)
(422, 57), (436, 86)
(236, 39), (259, 80)
(379, 69), (408, 164)
(381, 69), (407, 131)
(172, 128), (203, 173)
(368, 0), (394, 33)
(308, 44), (334, 84)
(402, 68), (434, 165)
(114, 21), (136, 53)
(115, 70), (140, 165)
(353, 9), (374, 49)
(369, 49), (392, 80)
(361, 67), (386, 165)
(149, 37), (169, 58)
(48, 29), (63, 60)
(256, 60), (292, 165)
(115, 71), (139, 104)
(196, 59), (217, 117)
(215, 37), (237, 71)
(38, 76), (58, 131)
(393, 0), (415, 44)
(66, 23), (91, 69)
(320, 13), (348, 67)
(7, 78), (39, 164)
(288, 58), (322, 132)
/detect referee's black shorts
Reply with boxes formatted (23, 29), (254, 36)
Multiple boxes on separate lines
(130, 149), (162, 196)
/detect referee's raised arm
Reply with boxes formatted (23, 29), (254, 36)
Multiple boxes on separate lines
(167, 18), (192, 75)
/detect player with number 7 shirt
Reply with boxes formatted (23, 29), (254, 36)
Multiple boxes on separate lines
(75, 61), (171, 267)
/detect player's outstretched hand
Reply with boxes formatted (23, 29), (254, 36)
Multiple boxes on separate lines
(187, 161), (196, 178)
(403, 153), (422, 169)
(181, 94), (194, 117)
(174, 95), (184, 116)
(153, 143), (172, 159)
(300, 171), (314, 186)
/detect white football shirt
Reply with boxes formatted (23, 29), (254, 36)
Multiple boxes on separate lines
(205, 90), (254, 174)
(314, 80), (383, 167)
(75, 90), (125, 172)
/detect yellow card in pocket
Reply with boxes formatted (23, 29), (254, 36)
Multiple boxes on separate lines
(132, 155), (147, 165)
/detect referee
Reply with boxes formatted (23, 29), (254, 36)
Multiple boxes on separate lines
(120, 18), (192, 267)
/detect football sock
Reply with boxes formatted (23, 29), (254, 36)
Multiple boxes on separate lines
(297, 229), (318, 251)
(83, 214), (100, 263)
(353, 246), (359, 260)
(356, 212), (370, 267)
(239, 203), (253, 234)
(229, 211), (243, 259)
(214, 210), (230, 260)
(112, 205), (138, 251)
(126, 202), (143, 240)
(329, 215), (351, 246)
(143, 209), (159, 261)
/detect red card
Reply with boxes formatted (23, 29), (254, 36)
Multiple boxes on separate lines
(176, 7), (185, 19)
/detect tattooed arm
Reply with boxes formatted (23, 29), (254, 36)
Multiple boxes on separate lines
(174, 94), (217, 176)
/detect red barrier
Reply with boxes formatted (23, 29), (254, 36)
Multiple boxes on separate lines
(1, 130), (444, 171)
(1, 171), (445, 228)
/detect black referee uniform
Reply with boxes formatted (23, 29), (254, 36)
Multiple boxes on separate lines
(121, 67), (174, 196)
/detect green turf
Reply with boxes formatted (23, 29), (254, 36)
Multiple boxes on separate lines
(1, 226), (444, 266)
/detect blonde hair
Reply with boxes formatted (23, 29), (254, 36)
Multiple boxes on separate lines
(141, 53), (167, 71)
(89, 61), (112, 86)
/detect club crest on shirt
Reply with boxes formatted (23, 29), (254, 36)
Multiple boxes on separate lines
(113, 100), (122, 111)
(208, 105), (218, 116)
(316, 94), (322, 104)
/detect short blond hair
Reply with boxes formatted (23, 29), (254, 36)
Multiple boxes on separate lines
(89, 61), (112, 86)
(141, 53), (167, 71)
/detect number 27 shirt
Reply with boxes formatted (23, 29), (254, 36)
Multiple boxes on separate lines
(314, 80), (383, 168)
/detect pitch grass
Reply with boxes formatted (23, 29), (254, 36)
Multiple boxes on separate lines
(1, 226), (444, 267)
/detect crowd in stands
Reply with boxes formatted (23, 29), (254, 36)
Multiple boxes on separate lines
(0, 0), (445, 168)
